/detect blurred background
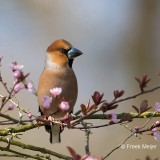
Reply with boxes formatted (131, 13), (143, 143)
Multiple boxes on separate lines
(1, 0), (160, 159)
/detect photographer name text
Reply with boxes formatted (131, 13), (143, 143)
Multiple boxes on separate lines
(121, 144), (157, 150)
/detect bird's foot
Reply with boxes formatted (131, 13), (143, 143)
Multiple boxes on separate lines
(70, 113), (76, 117)
(48, 116), (54, 127)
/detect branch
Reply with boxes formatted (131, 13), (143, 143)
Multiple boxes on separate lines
(85, 129), (90, 154)
(110, 85), (160, 105)
(103, 131), (135, 159)
(0, 146), (47, 160)
(0, 112), (159, 134)
(71, 108), (101, 125)
(120, 123), (141, 139)
(139, 111), (157, 130)
(0, 122), (44, 136)
(0, 119), (35, 125)
(0, 137), (72, 160)
(0, 68), (11, 94)
(103, 112), (157, 159)
(0, 112), (160, 126)
(0, 113), (26, 125)
(74, 112), (160, 120)
(71, 85), (160, 126)
(0, 82), (17, 111)
(0, 154), (25, 158)
(0, 95), (44, 123)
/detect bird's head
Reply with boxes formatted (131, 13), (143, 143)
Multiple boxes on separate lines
(46, 39), (83, 69)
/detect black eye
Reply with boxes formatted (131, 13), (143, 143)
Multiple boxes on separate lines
(59, 48), (68, 54)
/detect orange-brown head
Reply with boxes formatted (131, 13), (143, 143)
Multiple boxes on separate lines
(45, 39), (83, 69)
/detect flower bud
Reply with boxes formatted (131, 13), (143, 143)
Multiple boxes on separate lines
(8, 104), (14, 110)
(28, 113), (33, 119)
(156, 121), (160, 125)
(135, 126), (139, 131)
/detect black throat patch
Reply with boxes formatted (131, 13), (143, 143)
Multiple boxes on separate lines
(68, 59), (73, 68)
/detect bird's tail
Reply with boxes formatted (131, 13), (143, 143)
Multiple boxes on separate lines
(50, 125), (61, 144)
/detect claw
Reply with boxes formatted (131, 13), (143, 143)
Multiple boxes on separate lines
(48, 116), (54, 127)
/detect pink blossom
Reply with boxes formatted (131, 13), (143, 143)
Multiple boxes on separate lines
(154, 102), (160, 112)
(8, 62), (23, 71)
(153, 132), (160, 141)
(8, 104), (14, 110)
(27, 80), (36, 94)
(85, 156), (102, 160)
(13, 70), (21, 78)
(42, 96), (52, 109)
(14, 82), (25, 93)
(152, 127), (157, 133)
(156, 121), (160, 125)
(135, 126), (139, 131)
(59, 101), (69, 111)
(67, 146), (103, 160)
(110, 113), (119, 123)
(152, 128), (160, 141)
(50, 87), (62, 97)
(86, 156), (95, 160)
(28, 113), (32, 119)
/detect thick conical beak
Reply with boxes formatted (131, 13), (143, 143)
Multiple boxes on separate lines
(68, 47), (83, 59)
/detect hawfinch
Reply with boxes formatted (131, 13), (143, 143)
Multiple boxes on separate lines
(37, 39), (83, 144)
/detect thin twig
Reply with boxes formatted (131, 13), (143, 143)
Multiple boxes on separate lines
(0, 82), (17, 111)
(0, 94), (39, 119)
(85, 129), (90, 154)
(71, 108), (101, 125)
(0, 113), (26, 125)
(103, 112), (157, 159)
(71, 85), (160, 126)
(139, 111), (157, 130)
(120, 123), (133, 132)
(0, 70), (10, 94)
(110, 85), (160, 106)
(120, 123), (141, 139)
(0, 118), (36, 125)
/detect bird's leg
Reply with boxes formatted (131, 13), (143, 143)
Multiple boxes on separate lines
(48, 116), (54, 127)
(60, 123), (64, 132)
(40, 109), (47, 120)
(70, 113), (76, 117)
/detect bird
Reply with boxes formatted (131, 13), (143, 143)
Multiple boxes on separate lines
(37, 39), (83, 144)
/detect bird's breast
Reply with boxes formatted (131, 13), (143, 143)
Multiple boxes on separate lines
(38, 68), (78, 118)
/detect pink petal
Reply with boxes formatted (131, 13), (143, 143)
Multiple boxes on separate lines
(27, 80), (36, 93)
(14, 82), (25, 93)
(8, 104), (14, 110)
(28, 113), (32, 119)
(111, 118), (119, 123)
(42, 96), (52, 109)
(154, 102), (160, 112)
(152, 127), (158, 133)
(59, 101), (69, 111)
(111, 113), (117, 119)
(50, 87), (62, 97)
(110, 113), (119, 123)
(153, 132), (160, 141)
(13, 70), (21, 78)
(135, 126), (139, 131)
(8, 62), (24, 71)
